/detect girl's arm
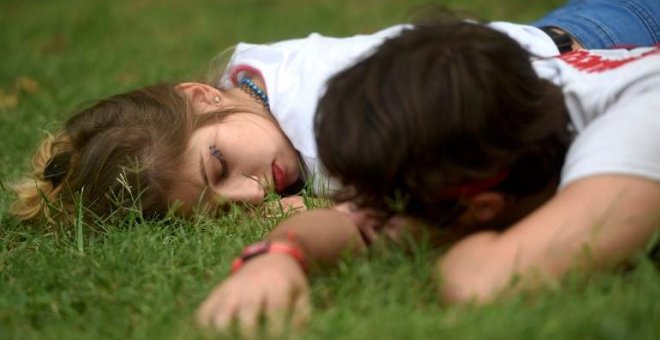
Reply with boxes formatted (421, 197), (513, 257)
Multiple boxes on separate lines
(197, 208), (366, 333)
(439, 174), (660, 304)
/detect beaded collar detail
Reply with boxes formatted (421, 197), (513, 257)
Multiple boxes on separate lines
(239, 78), (270, 111)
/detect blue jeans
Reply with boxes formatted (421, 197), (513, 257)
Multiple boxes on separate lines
(532, 0), (660, 48)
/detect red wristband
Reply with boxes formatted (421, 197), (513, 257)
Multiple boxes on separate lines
(230, 240), (306, 274)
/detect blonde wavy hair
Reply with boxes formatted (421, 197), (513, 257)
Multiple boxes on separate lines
(9, 132), (74, 222)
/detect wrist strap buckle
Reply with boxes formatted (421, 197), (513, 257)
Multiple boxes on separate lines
(540, 27), (574, 54)
(231, 240), (306, 273)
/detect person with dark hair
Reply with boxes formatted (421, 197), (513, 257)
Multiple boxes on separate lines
(197, 19), (660, 333)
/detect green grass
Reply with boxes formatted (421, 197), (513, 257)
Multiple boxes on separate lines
(1, 0), (659, 339)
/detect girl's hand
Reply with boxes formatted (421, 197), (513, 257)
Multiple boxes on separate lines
(279, 195), (307, 212)
(196, 253), (310, 337)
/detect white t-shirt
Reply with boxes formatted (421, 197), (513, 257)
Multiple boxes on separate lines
(221, 23), (559, 194)
(532, 47), (660, 187)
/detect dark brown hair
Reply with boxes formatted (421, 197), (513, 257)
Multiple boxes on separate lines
(316, 21), (570, 225)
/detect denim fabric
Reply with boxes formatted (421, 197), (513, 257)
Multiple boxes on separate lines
(532, 0), (660, 49)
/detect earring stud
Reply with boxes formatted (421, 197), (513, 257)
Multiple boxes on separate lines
(213, 96), (221, 104)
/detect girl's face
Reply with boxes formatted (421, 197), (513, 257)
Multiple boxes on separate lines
(168, 83), (301, 210)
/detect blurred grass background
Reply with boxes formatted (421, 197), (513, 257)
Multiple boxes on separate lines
(1, 0), (659, 339)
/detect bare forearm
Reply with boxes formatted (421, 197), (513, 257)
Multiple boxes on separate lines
(438, 231), (504, 304)
(439, 175), (660, 305)
(268, 208), (366, 267)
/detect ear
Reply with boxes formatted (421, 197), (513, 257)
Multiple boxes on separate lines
(460, 192), (506, 225)
(175, 82), (223, 113)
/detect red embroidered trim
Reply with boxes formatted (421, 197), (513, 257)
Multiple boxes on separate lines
(559, 47), (660, 73)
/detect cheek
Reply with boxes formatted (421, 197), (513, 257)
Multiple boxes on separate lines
(167, 181), (204, 212)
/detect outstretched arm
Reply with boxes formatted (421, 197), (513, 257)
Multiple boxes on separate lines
(197, 207), (365, 334)
(268, 207), (368, 265)
(439, 174), (660, 304)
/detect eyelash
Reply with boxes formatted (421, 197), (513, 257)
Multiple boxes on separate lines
(209, 145), (228, 180)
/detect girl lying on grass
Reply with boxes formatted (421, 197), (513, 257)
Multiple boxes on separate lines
(197, 16), (660, 334)
(8, 1), (660, 225)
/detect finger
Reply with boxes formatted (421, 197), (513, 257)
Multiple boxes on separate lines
(211, 298), (237, 333)
(237, 298), (261, 339)
(290, 293), (311, 330)
(265, 311), (286, 338)
(196, 288), (227, 328)
(279, 196), (306, 212)
(264, 291), (289, 337)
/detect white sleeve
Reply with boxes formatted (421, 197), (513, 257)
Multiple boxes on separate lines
(487, 22), (559, 58)
(560, 94), (660, 187)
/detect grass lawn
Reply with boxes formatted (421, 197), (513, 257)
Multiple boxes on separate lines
(1, 0), (659, 339)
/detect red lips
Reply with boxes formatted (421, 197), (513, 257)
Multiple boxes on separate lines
(271, 162), (287, 193)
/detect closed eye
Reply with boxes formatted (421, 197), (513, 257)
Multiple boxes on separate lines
(209, 145), (228, 180)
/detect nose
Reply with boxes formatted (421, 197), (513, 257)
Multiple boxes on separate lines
(212, 176), (266, 205)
